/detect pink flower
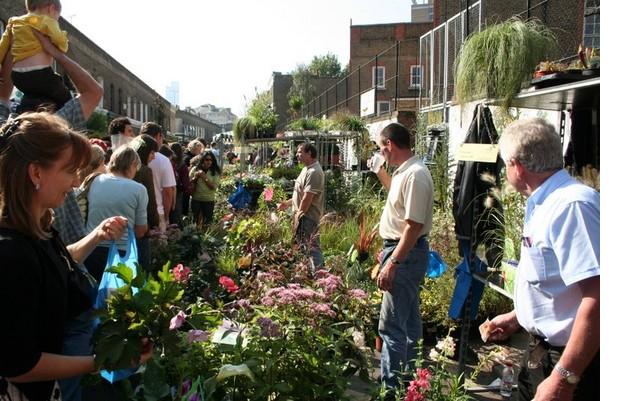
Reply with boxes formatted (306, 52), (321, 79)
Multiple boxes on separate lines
(170, 311), (186, 330)
(309, 303), (336, 318)
(348, 289), (367, 300)
(219, 276), (239, 293)
(172, 264), (191, 282)
(187, 329), (210, 343)
(263, 187), (274, 202)
(222, 213), (234, 222)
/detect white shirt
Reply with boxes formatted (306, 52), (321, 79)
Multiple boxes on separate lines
(148, 152), (176, 216)
(379, 156), (434, 240)
(514, 170), (600, 346)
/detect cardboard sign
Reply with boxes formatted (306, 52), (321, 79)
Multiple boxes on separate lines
(456, 144), (500, 163)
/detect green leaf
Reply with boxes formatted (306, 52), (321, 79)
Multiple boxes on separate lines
(105, 263), (134, 284)
(132, 291), (154, 313)
(157, 262), (174, 283)
(140, 359), (171, 401)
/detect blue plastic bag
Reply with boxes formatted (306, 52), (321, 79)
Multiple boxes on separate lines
(94, 225), (139, 383)
(228, 181), (252, 209)
(427, 250), (447, 278)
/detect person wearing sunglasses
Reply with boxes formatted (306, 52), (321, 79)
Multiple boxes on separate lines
(188, 150), (221, 225)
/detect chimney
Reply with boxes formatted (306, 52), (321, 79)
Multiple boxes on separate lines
(411, 0), (434, 23)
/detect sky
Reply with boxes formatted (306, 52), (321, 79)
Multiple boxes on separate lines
(60, 0), (414, 117)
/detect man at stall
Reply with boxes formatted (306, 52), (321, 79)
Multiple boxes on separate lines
(277, 142), (325, 271)
(486, 118), (600, 401)
(369, 122), (434, 399)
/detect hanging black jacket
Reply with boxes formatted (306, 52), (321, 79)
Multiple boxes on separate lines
(452, 104), (504, 269)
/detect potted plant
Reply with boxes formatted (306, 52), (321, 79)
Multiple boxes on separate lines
(455, 17), (557, 109)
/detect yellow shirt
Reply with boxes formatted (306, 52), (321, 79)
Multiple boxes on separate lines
(0, 13), (68, 65)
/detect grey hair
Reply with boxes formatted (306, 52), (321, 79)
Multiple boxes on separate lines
(108, 146), (141, 175)
(498, 118), (563, 173)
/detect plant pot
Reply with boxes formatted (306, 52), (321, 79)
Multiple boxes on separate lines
(375, 335), (383, 352)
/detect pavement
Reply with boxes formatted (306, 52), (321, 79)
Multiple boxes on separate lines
(345, 328), (530, 401)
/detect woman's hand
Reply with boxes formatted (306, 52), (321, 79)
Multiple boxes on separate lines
(95, 216), (128, 242)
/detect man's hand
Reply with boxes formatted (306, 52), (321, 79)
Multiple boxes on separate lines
(533, 373), (575, 401)
(486, 311), (520, 342)
(376, 260), (397, 291)
(367, 152), (385, 173)
(31, 29), (63, 59)
(277, 200), (291, 212)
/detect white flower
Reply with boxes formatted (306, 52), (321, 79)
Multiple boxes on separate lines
(436, 336), (456, 358)
(429, 348), (441, 361)
(216, 363), (255, 382)
(352, 330), (366, 348)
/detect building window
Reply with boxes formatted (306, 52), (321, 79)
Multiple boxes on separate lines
(372, 66), (385, 89)
(377, 101), (391, 115)
(583, 10), (599, 48)
(410, 65), (423, 89)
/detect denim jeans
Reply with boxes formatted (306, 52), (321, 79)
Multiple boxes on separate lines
(60, 263), (96, 401)
(294, 215), (323, 271)
(378, 238), (428, 392)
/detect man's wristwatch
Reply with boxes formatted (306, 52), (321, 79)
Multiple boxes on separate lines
(554, 364), (580, 384)
(389, 256), (403, 265)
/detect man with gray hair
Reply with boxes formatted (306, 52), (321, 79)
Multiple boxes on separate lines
(486, 118), (599, 401)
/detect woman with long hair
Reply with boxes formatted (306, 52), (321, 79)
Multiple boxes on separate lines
(0, 113), (151, 401)
(188, 150), (221, 225)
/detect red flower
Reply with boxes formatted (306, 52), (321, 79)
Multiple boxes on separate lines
(219, 276), (239, 293)
(172, 264), (191, 283)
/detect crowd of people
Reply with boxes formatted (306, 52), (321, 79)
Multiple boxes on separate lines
(0, 1), (599, 401)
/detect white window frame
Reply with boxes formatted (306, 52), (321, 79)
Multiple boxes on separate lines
(377, 101), (391, 115)
(410, 65), (423, 89)
(372, 66), (386, 89)
(583, 10), (599, 48)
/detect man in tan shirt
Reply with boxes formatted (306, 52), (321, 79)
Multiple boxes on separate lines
(370, 123), (434, 399)
(278, 142), (325, 270)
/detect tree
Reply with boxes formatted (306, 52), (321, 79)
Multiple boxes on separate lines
(308, 53), (343, 78)
(246, 89), (278, 138)
(86, 111), (109, 138)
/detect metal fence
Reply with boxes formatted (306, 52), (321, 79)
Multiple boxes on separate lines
(302, 39), (421, 122)
(298, 0), (597, 124)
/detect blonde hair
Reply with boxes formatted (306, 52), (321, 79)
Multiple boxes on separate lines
(108, 145), (141, 175)
(0, 113), (90, 239)
(187, 139), (204, 153)
(79, 144), (105, 181)
(26, 0), (61, 11)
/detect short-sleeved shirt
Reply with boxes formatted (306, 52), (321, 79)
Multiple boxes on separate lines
(86, 174), (148, 250)
(1, 97), (85, 130)
(189, 167), (218, 202)
(148, 152), (176, 216)
(292, 160), (325, 224)
(514, 169), (600, 346)
(379, 156), (434, 240)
